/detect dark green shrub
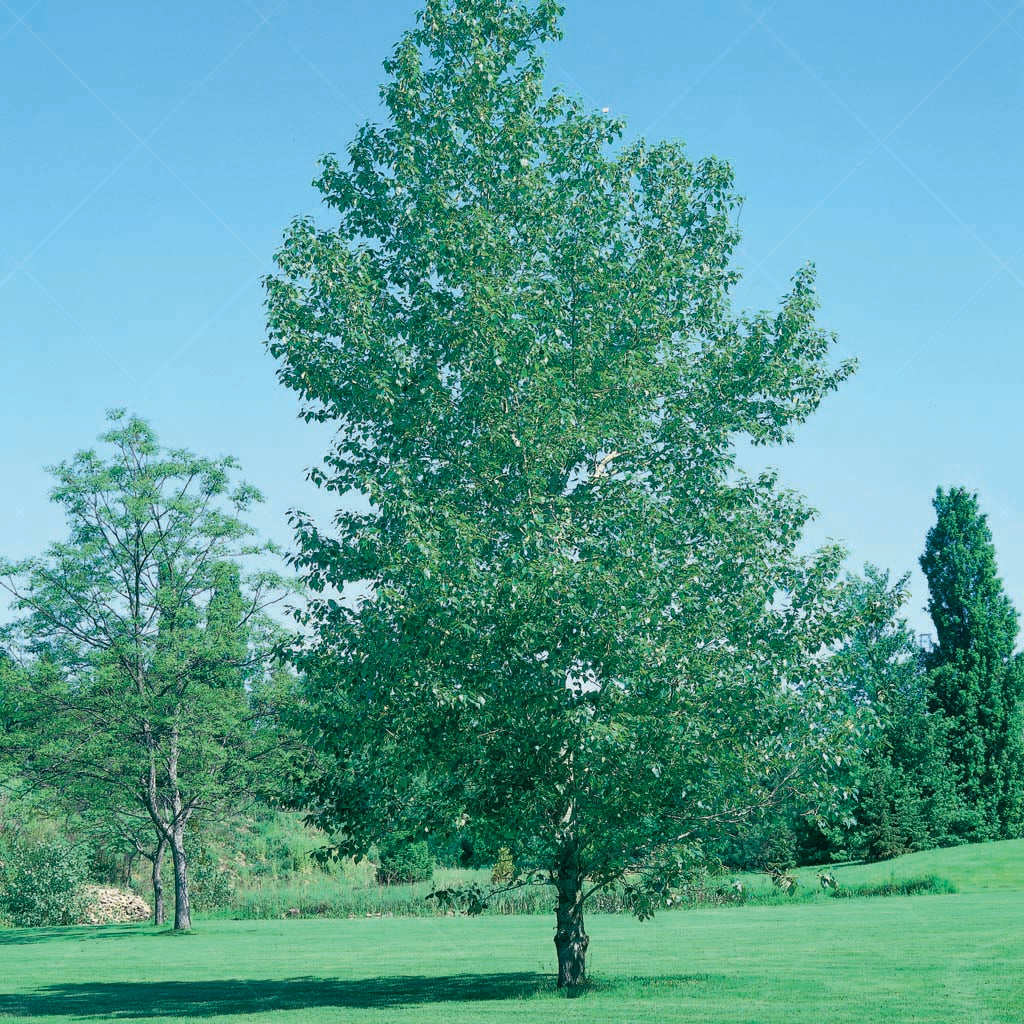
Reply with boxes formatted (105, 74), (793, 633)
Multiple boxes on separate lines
(88, 841), (135, 888)
(0, 838), (89, 927)
(375, 840), (434, 885)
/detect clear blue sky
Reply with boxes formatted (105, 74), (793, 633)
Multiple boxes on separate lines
(3, 0), (1023, 638)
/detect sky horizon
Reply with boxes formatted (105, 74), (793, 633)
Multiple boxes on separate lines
(3, 0), (1024, 640)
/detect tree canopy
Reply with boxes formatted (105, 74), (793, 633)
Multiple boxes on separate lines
(830, 566), (959, 861)
(920, 486), (1024, 841)
(266, 0), (867, 988)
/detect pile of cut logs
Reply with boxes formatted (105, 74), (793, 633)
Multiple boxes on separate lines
(81, 885), (152, 924)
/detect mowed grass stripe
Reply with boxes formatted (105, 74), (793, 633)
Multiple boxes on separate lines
(1, 893), (1023, 1023)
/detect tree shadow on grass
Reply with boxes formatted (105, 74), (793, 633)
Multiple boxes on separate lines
(0, 974), (552, 1018)
(0, 925), (147, 946)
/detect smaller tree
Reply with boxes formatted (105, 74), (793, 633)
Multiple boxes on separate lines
(0, 412), (293, 929)
(920, 487), (1024, 841)
(831, 567), (960, 859)
(1, 646), (178, 924)
(711, 567), (961, 868)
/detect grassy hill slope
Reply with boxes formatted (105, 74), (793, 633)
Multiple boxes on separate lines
(764, 837), (1024, 895)
(825, 838), (1024, 892)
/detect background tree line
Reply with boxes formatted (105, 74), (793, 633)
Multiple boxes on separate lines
(719, 487), (1024, 872)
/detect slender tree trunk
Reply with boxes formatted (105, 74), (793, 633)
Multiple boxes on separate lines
(165, 722), (194, 931)
(170, 825), (192, 930)
(553, 845), (589, 991)
(152, 836), (167, 926)
(121, 851), (136, 888)
(141, 717), (169, 926)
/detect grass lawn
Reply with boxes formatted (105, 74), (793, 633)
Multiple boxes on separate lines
(817, 837), (1024, 892)
(2, 890), (1023, 1023)
(734, 835), (1024, 899)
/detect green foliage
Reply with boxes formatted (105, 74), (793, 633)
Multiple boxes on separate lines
(0, 837), (89, 927)
(920, 487), (1024, 841)
(831, 566), (961, 860)
(491, 847), (515, 885)
(230, 809), (329, 880)
(266, 0), (862, 984)
(376, 840), (435, 886)
(86, 840), (137, 888)
(202, 562), (251, 692)
(710, 802), (832, 872)
(187, 835), (238, 912)
(853, 710), (961, 862)
(0, 412), (293, 930)
(0, 652), (27, 788)
(656, 568), (960, 873)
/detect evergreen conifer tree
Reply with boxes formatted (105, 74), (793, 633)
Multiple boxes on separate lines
(920, 487), (1024, 840)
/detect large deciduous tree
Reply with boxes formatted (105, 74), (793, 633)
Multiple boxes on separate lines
(0, 412), (289, 929)
(266, 0), (864, 988)
(920, 487), (1024, 841)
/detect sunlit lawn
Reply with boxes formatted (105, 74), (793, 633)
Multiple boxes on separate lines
(2, 891), (1023, 1023)
(733, 835), (1024, 898)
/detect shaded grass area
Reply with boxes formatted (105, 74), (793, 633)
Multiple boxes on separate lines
(0, 974), (551, 1017)
(2, 895), (1024, 1023)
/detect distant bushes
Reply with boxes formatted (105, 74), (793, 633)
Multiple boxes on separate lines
(0, 797), (960, 929)
(375, 840), (434, 886)
(0, 838), (89, 927)
(230, 810), (329, 880)
(189, 840), (237, 912)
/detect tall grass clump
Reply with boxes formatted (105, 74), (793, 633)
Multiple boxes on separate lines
(213, 865), (560, 920)
(828, 875), (955, 898)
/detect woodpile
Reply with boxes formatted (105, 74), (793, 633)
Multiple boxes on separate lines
(81, 885), (152, 925)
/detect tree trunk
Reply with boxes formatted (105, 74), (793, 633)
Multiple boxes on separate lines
(170, 826), (192, 930)
(121, 851), (136, 888)
(152, 837), (167, 926)
(553, 848), (589, 991)
(165, 722), (193, 930)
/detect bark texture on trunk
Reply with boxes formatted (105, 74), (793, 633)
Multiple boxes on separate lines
(165, 723), (194, 931)
(170, 828), (191, 930)
(152, 837), (166, 926)
(553, 848), (589, 990)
